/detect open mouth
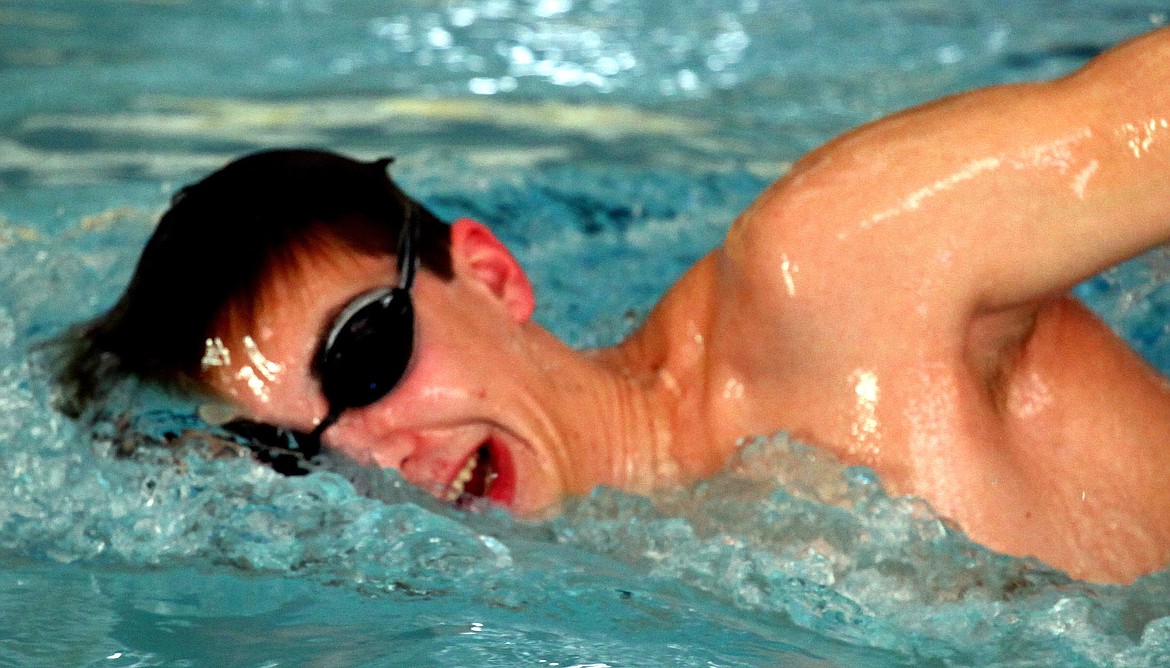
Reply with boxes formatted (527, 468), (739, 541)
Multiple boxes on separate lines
(439, 434), (517, 510)
(444, 444), (495, 507)
(442, 436), (516, 510)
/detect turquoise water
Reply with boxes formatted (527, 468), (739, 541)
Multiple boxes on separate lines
(3, 1), (1170, 665)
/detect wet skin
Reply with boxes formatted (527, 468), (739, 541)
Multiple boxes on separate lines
(208, 27), (1170, 583)
(206, 222), (683, 515)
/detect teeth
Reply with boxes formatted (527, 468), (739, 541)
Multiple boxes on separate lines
(444, 450), (480, 502)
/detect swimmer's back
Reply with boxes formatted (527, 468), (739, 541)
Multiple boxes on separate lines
(701, 26), (1170, 582)
(710, 205), (1170, 582)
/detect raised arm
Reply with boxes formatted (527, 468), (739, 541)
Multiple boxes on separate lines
(729, 27), (1170, 316)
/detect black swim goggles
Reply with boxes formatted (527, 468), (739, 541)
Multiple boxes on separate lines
(222, 199), (420, 474)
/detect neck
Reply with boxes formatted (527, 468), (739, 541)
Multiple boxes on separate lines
(518, 325), (676, 495)
(534, 252), (726, 495)
(583, 347), (681, 492)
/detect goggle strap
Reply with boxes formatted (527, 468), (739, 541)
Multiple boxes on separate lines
(310, 408), (340, 444)
(396, 201), (419, 291)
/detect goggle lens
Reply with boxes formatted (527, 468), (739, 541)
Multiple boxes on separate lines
(318, 287), (415, 410)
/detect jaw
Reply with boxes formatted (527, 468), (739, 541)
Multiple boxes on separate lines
(429, 426), (571, 515)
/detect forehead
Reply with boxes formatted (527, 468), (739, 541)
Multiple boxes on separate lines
(204, 243), (395, 425)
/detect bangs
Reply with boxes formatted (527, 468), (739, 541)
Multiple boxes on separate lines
(209, 223), (396, 377)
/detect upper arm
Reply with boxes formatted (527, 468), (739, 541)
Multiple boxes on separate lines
(727, 27), (1170, 321)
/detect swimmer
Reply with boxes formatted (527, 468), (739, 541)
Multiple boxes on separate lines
(55, 27), (1170, 583)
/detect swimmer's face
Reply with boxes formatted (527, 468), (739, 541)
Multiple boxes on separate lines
(203, 219), (594, 514)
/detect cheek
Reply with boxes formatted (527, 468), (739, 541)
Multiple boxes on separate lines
(398, 291), (523, 415)
(402, 339), (484, 402)
(407, 314), (490, 390)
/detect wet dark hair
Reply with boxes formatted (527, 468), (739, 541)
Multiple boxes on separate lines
(51, 148), (452, 418)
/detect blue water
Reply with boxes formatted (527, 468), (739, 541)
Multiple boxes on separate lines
(3, 0), (1170, 665)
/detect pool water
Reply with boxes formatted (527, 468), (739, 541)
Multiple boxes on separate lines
(3, 0), (1170, 665)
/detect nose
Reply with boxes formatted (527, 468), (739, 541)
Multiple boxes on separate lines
(322, 409), (415, 469)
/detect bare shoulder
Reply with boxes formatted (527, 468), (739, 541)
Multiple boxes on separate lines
(719, 130), (969, 341)
(727, 25), (1170, 324)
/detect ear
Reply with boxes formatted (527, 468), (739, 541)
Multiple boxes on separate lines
(448, 218), (535, 322)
